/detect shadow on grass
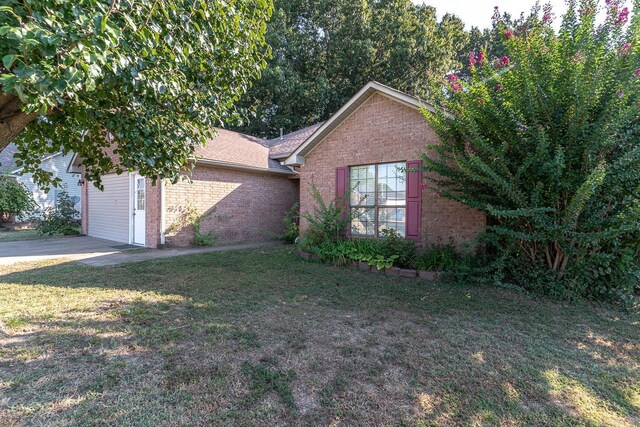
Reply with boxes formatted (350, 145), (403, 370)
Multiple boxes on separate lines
(0, 247), (638, 425)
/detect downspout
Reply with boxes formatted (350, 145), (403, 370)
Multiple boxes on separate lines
(160, 179), (166, 245)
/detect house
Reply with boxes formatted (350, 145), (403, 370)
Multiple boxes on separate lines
(2, 143), (82, 216)
(284, 81), (485, 248)
(68, 129), (299, 247)
(73, 81), (484, 248)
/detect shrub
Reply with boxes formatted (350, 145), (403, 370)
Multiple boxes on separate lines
(423, 3), (640, 306)
(415, 244), (457, 271)
(299, 183), (349, 249)
(36, 188), (80, 235)
(280, 203), (299, 244)
(0, 174), (36, 223)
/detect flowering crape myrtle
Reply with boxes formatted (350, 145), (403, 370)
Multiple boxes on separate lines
(423, 1), (640, 305)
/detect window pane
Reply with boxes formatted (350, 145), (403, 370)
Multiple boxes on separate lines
(136, 178), (145, 210)
(351, 207), (375, 237)
(378, 207), (406, 237)
(350, 165), (375, 206)
(377, 162), (406, 206)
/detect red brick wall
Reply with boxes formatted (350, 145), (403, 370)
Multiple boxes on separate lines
(163, 165), (299, 247)
(299, 92), (485, 248)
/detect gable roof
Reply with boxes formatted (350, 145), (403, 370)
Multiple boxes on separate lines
(284, 81), (434, 166)
(267, 122), (324, 160)
(0, 143), (18, 174)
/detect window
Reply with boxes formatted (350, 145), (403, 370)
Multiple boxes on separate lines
(349, 162), (406, 237)
(136, 178), (145, 210)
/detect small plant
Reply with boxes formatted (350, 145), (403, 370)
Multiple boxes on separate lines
(368, 254), (399, 271)
(0, 174), (36, 223)
(36, 188), (80, 235)
(167, 203), (216, 247)
(280, 202), (299, 244)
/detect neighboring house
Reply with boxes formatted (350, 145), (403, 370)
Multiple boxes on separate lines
(284, 81), (485, 248)
(73, 81), (484, 248)
(69, 129), (299, 248)
(2, 143), (82, 216)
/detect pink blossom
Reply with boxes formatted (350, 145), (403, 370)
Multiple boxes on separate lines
(497, 56), (511, 69)
(451, 82), (463, 92)
(478, 51), (485, 66)
(543, 12), (552, 24)
(518, 124), (526, 132)
(495, 84), (504, 91)
(635, 69), (640, 77)
(621, 43), (632, 56)
(420, 182), (428, 190)
(468, 52), (477, 69)
(617, 7), (629, 25)
(617, 90), (625, 98)
(447, 74), (459, 83)
(504, 29), (514, 39)
(434, 190), (442, 198)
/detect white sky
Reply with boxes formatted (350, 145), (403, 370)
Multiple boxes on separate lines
(413, 0), (569, 29)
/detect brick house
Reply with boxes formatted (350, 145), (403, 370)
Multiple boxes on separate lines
(284, 81), (485, 248)
(71, 81), (484, 248)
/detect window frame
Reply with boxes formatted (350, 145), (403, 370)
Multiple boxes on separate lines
(349, 161), (407, 238)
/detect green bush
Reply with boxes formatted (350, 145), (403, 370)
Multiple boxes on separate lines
(415, 244), (457, 271)
(280, 203), (299, 244)
(423, 3), (640, 306)
(299, 183), (349, 250)
(0, 174), (36, 222)
(36, 189), (80, 235)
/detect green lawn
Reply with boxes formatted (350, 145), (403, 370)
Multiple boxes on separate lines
(0, 247), (637, 426)
(0, 229), (45, 243)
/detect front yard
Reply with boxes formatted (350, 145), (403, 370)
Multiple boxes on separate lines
(0, 247), (638, 426)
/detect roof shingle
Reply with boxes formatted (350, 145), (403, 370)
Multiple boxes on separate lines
(267, 123), (324, 160)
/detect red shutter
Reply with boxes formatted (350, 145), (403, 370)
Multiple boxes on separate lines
(336, 166), (349, 221)
(405, 160), (422, 242)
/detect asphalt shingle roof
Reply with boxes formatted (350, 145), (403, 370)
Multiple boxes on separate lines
(195, 128), (294, 174)
(267, 123), (324, 160)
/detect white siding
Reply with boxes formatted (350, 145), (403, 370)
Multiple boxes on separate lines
(88, 173), (130, 243)
(14, 152), (82, 216)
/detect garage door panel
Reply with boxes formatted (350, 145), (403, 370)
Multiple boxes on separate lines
(88, 173), (130, 243)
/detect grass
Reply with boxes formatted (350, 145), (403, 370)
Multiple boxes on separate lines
(0, 229), (45, 243)
(0, 247), (637, 426)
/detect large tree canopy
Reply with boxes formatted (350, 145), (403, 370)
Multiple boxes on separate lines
(0, 0), (272, 186)
(231, 0), (468, 139)
(423, 0), (640, 304)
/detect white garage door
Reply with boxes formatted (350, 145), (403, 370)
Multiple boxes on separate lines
(88, 173), (130, 243)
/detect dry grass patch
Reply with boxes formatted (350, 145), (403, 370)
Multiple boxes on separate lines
(0, 247), (638, 426)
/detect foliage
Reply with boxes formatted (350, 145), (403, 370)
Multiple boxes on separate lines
(299, 183), (349, 249)
(231, 0), (468, 138)
(422, 1), (640, 305)
(280, 202), (299, 244)
(414, 244), (458, 271)
(0, 174), (36, 221)
(36, 188), (80, 235)
(0, 0), (272, 188)
(167, 203), (216, 247)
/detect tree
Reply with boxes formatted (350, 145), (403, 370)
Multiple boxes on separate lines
(0, 0), (272, 186)
(423, 0), (640, 304)
(0, 174), (36, 222)
(231, 0), (468, 138)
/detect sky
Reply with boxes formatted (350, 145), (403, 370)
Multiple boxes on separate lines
(413, 0), (569, 29)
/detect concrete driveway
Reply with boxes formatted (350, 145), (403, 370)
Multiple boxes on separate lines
(0, 236), (139, 266)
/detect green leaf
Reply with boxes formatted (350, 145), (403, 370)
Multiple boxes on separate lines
(2, 54), (17, 70)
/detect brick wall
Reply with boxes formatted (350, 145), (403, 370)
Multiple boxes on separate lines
(163, 164), (299, 247)
(299, 92), (485, 248)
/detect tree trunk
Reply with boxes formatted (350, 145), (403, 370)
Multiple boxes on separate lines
(0, 93), (40, 152)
